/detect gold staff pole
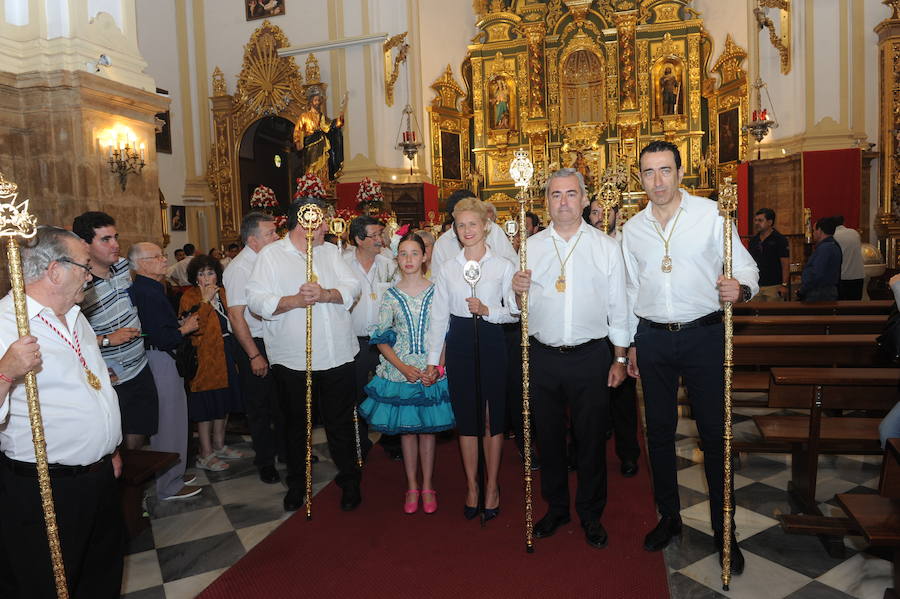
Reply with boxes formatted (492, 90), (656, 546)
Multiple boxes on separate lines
(0, 173), (68, 598)
(719, 178), (738, 590)
(598, 180), (620, 235)
(329, 217), (363, 469)
(508, 150), (535, 553)
(299, 203), (325, 520)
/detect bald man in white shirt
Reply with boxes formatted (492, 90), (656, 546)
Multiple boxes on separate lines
(0, 226), (124, 598)
(622, 141), (758, 574)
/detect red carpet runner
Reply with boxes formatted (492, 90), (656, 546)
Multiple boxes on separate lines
(200, 436), (669, 598)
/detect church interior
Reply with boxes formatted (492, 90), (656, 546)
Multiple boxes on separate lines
(1, 0), (900, 597)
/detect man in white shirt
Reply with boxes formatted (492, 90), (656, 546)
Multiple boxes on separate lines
(344, 215), (398, 460)
(0, 226), (124, 597)
(224, 212), (284, 485)
(166, 243), (195, 286)
(833, 215), (865, 300)
(247, 197), (363, 512)
(622, 141), (758, 574)
(511, 168), (629, 550)
(431, 189), (518, 280)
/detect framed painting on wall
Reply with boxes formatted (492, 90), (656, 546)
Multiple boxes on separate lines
(718, 107), (740, 164)
(170, 206), (186, 232)
(246, 0), (284, 21)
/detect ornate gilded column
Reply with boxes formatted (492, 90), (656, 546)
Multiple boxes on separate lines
(615, 11), (638, 112)
(522, 22), (547, 120)
(875, 0), (900, 266)
(207, 67), (240, 243)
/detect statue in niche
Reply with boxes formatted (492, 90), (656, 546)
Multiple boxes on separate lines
(293, 85), (346, 181)
(490, 77), (511, 130)
(571, 152), (592, 185)
(659, 66), (681, 115)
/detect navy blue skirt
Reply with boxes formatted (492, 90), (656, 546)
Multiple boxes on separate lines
(445, 315), (507, 436)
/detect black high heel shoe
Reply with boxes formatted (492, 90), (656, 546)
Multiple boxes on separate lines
(483, 506), (500, 521)
(463, 505), (479, 520)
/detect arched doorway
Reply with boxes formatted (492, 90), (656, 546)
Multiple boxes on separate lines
(238, 116), (295, 217)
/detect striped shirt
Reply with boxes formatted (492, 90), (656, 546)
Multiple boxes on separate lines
(80, 258), (147, 384)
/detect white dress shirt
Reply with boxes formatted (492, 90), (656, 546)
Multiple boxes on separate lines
(431, 221), (518, 281)
(166, 256), (193, 286)
(426, 247), (517, 365)
(223, 246), (265, 339)
(523, 221), (630, 348)
(0, 295), (121, 465)
(246, 237), (360, 371)
(343, 247), (397, 337)
(621, 189), (759, 339)
(833, 225), (865, 280)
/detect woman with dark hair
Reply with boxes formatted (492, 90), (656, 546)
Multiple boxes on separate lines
(180, 255), (244, 471)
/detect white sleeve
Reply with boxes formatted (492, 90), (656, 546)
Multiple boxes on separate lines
(426, 270), (451, 365)
(620, 228), (640, 343)
(246, 253), (284, 320)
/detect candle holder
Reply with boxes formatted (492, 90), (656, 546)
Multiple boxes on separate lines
(108, 141), (146, 191)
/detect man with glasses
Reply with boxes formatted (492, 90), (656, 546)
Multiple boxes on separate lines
(0, 226), (125, 597)
(74, 211), (159, 451)
(128, 242), (202, 501)
(345, 215), (397, 460)
(621, 140), (758, 574)
(223, 212), (286, 484)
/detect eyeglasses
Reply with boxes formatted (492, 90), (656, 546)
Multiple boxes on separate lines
(57, 257), (92, 275)
(139, 253), (168, 261)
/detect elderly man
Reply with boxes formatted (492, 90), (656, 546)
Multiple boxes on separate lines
(511, 168), (630, 550)
(0, 226), (123, 598)
(74, 211), (158, 450)
(128, 242), (201, 501)
(344, 215), (398, 460)
(247, 197), (362, 512)
(622, 140), (758, 574)
(166, 243), (195, 287)
(223, 212), (284, 484)
(431, 189), (518, 279)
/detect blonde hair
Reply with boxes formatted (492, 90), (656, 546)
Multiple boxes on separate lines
(452, 198), (489, 224)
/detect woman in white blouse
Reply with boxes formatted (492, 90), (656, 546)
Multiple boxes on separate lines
(425, 198), (516, 521)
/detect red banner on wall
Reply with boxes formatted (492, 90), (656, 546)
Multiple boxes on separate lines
(801, 148), (861, 229)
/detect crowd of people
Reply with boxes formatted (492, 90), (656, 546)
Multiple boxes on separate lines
(0, 140), (777, 597)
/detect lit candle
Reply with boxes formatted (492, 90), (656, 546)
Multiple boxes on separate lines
(761, 109), (768, 121)
(752, 110), (758, 122)
(410, 131), (416, 143)
(139, 142), (145, 161)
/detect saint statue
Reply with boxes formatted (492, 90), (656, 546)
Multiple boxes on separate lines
(293, 85), (346, 182)
(659, 66), (681, 116)
(491, 78), (510, 129)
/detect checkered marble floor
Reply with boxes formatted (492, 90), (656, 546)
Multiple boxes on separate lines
(120, 397), (893, 598)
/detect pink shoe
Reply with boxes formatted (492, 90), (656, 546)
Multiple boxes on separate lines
(422, 489), (438, 514)
(404, 489), (420, 514)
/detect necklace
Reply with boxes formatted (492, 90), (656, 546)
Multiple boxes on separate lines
(651, 208), (683, 273)
(550, 231), (584, 292)
(37, 314), (102, 390)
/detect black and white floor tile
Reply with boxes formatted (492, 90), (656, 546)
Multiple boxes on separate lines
(120, 395), (893, 598)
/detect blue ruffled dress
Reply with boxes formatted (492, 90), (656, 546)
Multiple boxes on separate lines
(359, 284), (454, 434)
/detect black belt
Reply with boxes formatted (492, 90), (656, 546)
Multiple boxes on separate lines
(1, 453), (111, 477)
(639, 312), (723, 332)
(530, 336), (606, 354)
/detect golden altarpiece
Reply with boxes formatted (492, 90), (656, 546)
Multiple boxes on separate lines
(429, 0), (751, 224)
(206, 22), (335, 243)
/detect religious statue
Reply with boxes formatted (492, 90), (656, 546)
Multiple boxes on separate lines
(293, 85), (347, 182)
(571, 151), (592, 185)
(490, 77), (510, 129)
(659, 66), (681, 116)
(699, 146), (710, 188)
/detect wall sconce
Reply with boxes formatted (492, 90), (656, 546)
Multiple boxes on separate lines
(100, 127), (145, 191)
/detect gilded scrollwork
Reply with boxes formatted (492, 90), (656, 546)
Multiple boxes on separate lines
(212, 67), (227, 96)
(606, 41), (619, 124)
(524, 24), (547, 119)
(615, 13), (638, 111)
(383, 32), (410, 107)
(638, 40), (649, 124)
(689, 33), (701, 121)
(234, 21), (304, 119)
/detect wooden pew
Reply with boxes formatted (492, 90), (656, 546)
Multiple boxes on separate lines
(733, 334), (883, 367)
(735, 299), (894, 316)
(119, 448), (179, 538)
(752, 367), (899, 556)
(733, 314), (886, 336)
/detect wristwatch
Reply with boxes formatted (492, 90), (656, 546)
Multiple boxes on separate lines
(101, 335), (110, 348)
(615, 356), (628, 365)
(739, 284), (752, 303)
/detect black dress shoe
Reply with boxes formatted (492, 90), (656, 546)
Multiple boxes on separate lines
(582, 521), (608, 549)
(643, 515), (682, 551)
(483, 506), (500, 522)
(463, 505), (479, 520)
(716, 535), (745, 575)
(620, 460), (639, 478)
(283, 488), (303, 512)
(341, 485), (362, 511)
(258, 465), (280, 484)
(534, 512), (571, 538)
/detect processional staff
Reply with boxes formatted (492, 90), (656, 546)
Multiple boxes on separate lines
(329, 216), (363, 469)
(719, 177), (738, 590)
(508, 150), (535, 553)
(597, 179), (620, 234)
(299, 202), (325, 520)
(0, 172), (68, 597)
(462, 259), (487, 525)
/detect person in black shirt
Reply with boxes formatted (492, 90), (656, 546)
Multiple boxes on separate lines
(748, 208), (790, 301)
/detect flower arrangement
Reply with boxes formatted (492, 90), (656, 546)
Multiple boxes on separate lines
(335, 207), (358, 222)
(355, 176), (384, 214)
(273, 214), (288, 230)
(294, 174), (327, 200)
(250, 185), (278, 209)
